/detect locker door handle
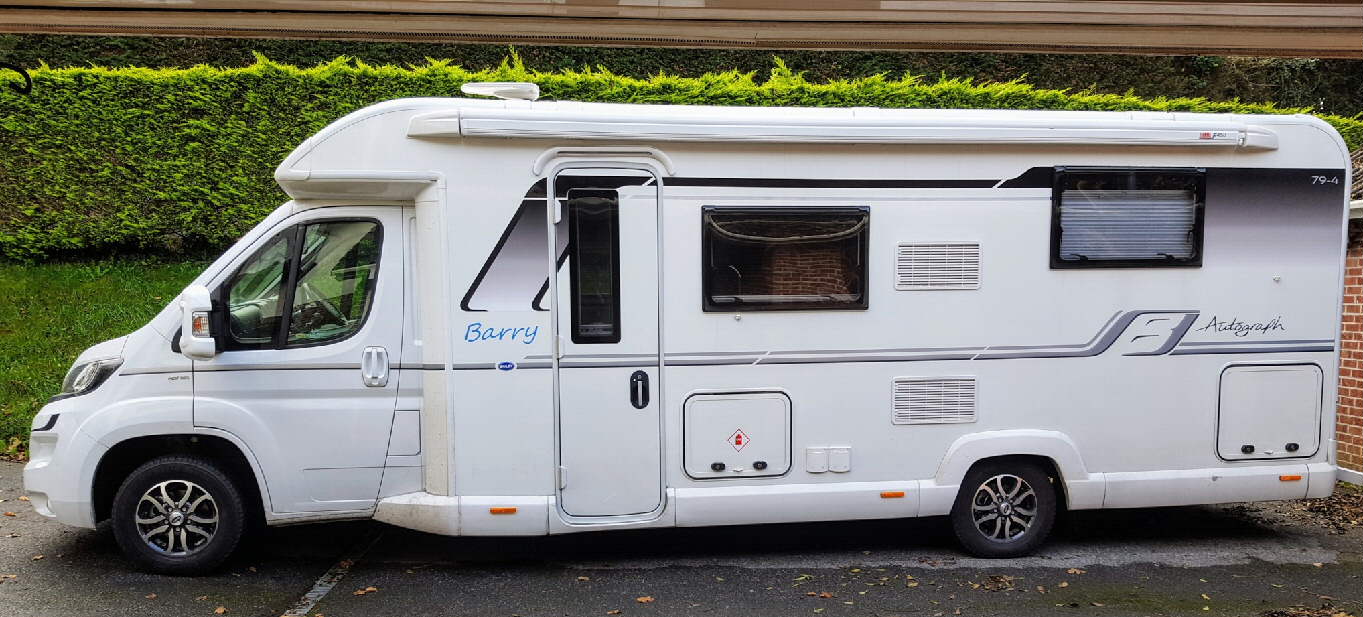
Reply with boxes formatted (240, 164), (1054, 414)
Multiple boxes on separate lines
(629, 370), (649, 409)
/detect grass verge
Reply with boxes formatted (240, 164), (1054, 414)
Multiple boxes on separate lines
(0, 259), (204, 457)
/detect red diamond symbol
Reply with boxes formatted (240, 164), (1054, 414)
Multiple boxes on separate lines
(728, 429), (750, 452)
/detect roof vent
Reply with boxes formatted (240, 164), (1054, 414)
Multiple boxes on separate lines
(460, 82), (540, 101)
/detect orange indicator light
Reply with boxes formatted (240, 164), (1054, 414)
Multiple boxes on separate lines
(1278, 475), (1302, 482)
(880, 491), (906, 499)
(489, 507), (518, 515)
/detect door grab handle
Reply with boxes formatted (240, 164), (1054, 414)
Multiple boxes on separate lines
(629, 370), (649, 409)
(362, 346), (390, 387)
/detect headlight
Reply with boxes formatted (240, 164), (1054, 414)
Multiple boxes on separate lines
(52, 356), (123, 401)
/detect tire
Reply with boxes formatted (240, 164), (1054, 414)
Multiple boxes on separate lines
(950, 460), (1057, 558)
(110, 455), (247, 575)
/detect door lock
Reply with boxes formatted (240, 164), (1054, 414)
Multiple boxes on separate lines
(629, 370), (649, 409)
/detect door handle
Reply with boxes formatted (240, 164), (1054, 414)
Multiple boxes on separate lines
(361, 346), (390, 387)
(629, 370), (649, 409)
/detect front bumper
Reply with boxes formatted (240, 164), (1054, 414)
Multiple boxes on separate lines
(22, 404), (104, 529)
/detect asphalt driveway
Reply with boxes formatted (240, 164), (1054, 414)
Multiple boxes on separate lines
(2, 461), (1360, 617)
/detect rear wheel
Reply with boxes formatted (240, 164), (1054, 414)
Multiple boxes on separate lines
(111, 456), (246, 575)
(950, 460), (1056, 558)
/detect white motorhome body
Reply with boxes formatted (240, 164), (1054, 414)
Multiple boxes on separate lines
(24, 94), (1351, 570)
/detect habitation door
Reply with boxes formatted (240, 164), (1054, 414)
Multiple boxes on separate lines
(548, 167), (663, 517)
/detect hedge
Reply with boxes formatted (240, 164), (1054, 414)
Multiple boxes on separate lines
(6, 34), (1363, 117)
(1, 56), (1360, 261)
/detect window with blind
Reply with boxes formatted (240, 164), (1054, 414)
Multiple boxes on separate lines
(1051, 168), (1205, 269)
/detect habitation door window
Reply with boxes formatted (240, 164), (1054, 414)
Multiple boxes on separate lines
(1051, 168), (1205, 268)
(702, 207), (869, 311)
(567, 190), (622, 344)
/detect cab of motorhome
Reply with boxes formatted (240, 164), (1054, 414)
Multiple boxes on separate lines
(25, 85), (1350, 573)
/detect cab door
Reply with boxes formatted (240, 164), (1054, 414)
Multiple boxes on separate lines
(548, 168), (663, 518)
(193, 206), (403, 513)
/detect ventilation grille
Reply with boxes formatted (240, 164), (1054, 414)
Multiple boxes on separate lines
(893, 377), (977, 425)
(895, 242), (981, 290)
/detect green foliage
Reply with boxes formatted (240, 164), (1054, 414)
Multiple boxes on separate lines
(6, 34), (1363, 116)
(1, 56), (1360, 261)
(0, 259), (204, 456)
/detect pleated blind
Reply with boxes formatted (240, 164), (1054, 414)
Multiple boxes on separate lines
(1057, 189), (1197, 262)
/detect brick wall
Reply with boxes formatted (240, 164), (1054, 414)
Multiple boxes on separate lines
(1339, 218), (1363, 474)
(769, 243), (854, 296)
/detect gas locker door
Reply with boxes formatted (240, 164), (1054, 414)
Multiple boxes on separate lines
(549, 168), (663, 518)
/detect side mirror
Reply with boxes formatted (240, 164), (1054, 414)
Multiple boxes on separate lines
(179, 284), (217, 360)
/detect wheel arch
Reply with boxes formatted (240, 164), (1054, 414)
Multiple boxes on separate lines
(92, 432), (271, 525)
(919, 429), (1105, 516)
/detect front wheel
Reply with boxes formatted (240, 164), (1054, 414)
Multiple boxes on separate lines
(111, 456), (247, 575)
(950, 460), (1057, 558)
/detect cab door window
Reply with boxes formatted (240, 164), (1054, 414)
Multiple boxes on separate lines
(286, 221), (381, 346)
(221, 219), (381, 350)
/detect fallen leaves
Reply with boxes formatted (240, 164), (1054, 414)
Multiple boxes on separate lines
(1058, 581), (1070, 588)
(145, 593), (157, 600)
(1262, 605), (1358, 617)
(606, 611), (621, 615)
(2, 512), (14, 517)
(805, 591), (835, 599)
(214, 607), (228, 615)
(635, 596), (654, 604)
(352, 586), (379, 596)
(30, 554), (43, 561)
(577, 576), (590, 582)
(1066, 568), (1087, 575)
(971, 575), (1016, 592)
(17, 496), (28, 502)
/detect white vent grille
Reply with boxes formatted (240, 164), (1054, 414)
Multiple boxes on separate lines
(895, 243), (981, 290)
(893, 377), (977, 425)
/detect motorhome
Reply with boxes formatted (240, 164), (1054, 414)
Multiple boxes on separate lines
(24, 83), (1351, 573)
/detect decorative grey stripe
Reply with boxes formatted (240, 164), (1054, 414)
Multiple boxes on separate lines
(759, 352), (978, 365)
(193, 363), (361, 372)
(1176, 339), (1334, 347)
(560, 361), (659, 368)
(986, 311), (1122, 351)
(525, 352), (657, 360)
(422, 310), (1335, 370)
(767, 346), (984, 356)
(120, 367), (190, 376)
(1169, 345), (1334, 355)
(666, 357), (764, 366)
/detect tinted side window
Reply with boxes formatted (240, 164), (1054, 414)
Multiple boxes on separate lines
(567, 190), (621, 344)
(287, 221), (382, 346)
(703, 207), (869, 311)
(1052, 168), (1205, 268)
(225, 231), (292, 349)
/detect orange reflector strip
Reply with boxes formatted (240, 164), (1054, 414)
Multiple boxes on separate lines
(1279, 475), (1302, 482)
(880, 491), (906, 499)
(489, 507), (518, 515)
